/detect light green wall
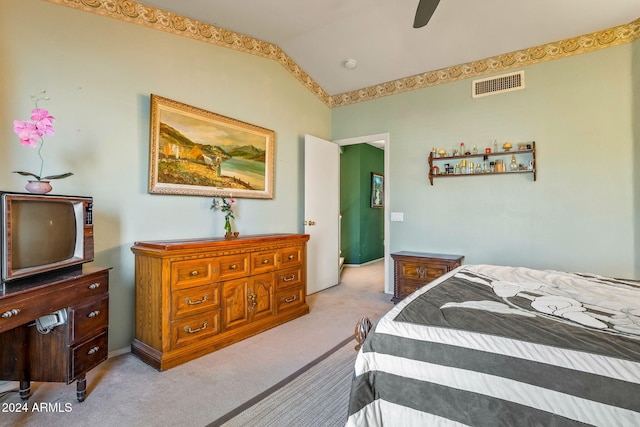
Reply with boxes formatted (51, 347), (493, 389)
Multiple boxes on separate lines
(332, 44), (637, 281)
(0, 0), (330, 351)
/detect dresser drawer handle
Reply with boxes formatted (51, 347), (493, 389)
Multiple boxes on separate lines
(87, 346), (100, 355)
(87, 310), (100, 318)
(261, 259), (269, 264)
(282, 274), (296, 282)
(416, 266), (427, 279)
(184, 321), (208, 334)
(186, 295), (208, 305)
(282, 295), (297, 303)
(1, 308), (21, 318)
(288, 254), (295, 260)
(229, 264), (237, 270)
(190, 270), (199, 276)
(88, 282), (101, 290)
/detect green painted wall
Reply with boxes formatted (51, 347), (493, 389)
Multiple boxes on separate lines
(340, 144), (384, 264)
(332, 43), (637, 282)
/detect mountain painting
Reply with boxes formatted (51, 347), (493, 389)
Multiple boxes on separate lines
(148, 95), (275, 199)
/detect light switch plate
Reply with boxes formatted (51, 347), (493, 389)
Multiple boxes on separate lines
(390, 212), (404, 222)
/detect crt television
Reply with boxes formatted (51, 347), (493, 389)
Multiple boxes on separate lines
(1, 192), (94, 282)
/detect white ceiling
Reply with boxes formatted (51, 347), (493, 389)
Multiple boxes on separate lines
(140, 0), (640, 95)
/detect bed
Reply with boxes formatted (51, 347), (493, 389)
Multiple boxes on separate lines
(347, 264), (640, 426)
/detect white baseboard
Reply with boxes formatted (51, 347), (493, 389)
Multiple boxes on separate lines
(343, 257), (384, 267)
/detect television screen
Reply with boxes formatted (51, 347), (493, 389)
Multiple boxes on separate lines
(11, 200), (77, 269)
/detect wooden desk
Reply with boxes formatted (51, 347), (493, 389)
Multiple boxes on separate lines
(0, 267), (110, 402)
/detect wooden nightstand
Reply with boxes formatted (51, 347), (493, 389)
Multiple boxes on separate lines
(391, 252), (464, 303)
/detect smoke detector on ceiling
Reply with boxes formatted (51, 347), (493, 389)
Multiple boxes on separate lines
(343, 59), (358, 70)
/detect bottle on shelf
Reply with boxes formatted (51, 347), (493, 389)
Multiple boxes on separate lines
(510, 155), (518, 171)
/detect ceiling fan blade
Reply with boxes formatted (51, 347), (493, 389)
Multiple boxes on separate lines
(413, 0), (441, 28)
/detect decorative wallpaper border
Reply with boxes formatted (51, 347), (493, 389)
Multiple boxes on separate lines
(331, 18), (640, 107)
(44, 0), (639, 108)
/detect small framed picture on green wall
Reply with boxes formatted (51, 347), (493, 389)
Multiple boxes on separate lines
(371, 172), (383, 208)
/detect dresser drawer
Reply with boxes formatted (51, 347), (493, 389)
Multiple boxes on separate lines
(171, 258), (216, 290)
(275, 267), (303, 290)
(71, 296), (109, 344)
(71, 331), (108, 381)
(251, 250), (278, 275)
(275, 287), (305, 313)
(279, 246), (303, 268)
(171, 311), (220, 349)
(217, 253), (250, 281)
(172, 284), (220, 319)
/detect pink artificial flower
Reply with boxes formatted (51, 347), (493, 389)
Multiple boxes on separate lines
(31, 108), (55, 137)
(13, 120), (40, 147)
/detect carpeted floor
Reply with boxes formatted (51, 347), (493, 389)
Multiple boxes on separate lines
(210, 336), (358, 427)
(0, 261), (392, 427)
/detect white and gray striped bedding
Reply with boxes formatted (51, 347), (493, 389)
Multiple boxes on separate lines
(347, 265), (640, 426)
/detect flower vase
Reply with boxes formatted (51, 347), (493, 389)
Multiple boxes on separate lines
(25, 180), (52, 194)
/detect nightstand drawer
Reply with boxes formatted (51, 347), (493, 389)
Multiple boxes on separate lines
(172, 284), (220, 319)
(399, 261), (450, 281)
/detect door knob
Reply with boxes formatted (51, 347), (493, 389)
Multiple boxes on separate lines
(307, 220), (316, 226)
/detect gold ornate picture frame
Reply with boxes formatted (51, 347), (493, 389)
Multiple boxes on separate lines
(148, 94), (275, 199)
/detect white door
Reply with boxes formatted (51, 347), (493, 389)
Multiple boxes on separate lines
(304, 134), (340, 294)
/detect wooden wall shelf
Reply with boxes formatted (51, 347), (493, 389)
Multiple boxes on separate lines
(428, 142), (536, 185)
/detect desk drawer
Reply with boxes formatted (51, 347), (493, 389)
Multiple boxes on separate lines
(71, 331), (108, 381)
(71, 296), (109, 344)
(75, 272), (109, 300)
(0, 285), (75, 333)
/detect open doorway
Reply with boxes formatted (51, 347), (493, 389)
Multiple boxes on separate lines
(334, 133), (391, 294)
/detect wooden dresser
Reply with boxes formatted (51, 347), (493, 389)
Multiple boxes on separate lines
(391, 252), (464, 303)
(0, 267), (110, 401)
(131, 233), (310, 371)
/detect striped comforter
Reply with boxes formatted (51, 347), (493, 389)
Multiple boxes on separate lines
(347, 265), (640, 426)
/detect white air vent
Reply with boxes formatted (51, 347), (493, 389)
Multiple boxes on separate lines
(472, 71), (525, 98)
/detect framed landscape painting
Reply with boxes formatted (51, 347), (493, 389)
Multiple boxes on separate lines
(148, 94), (275, 199)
